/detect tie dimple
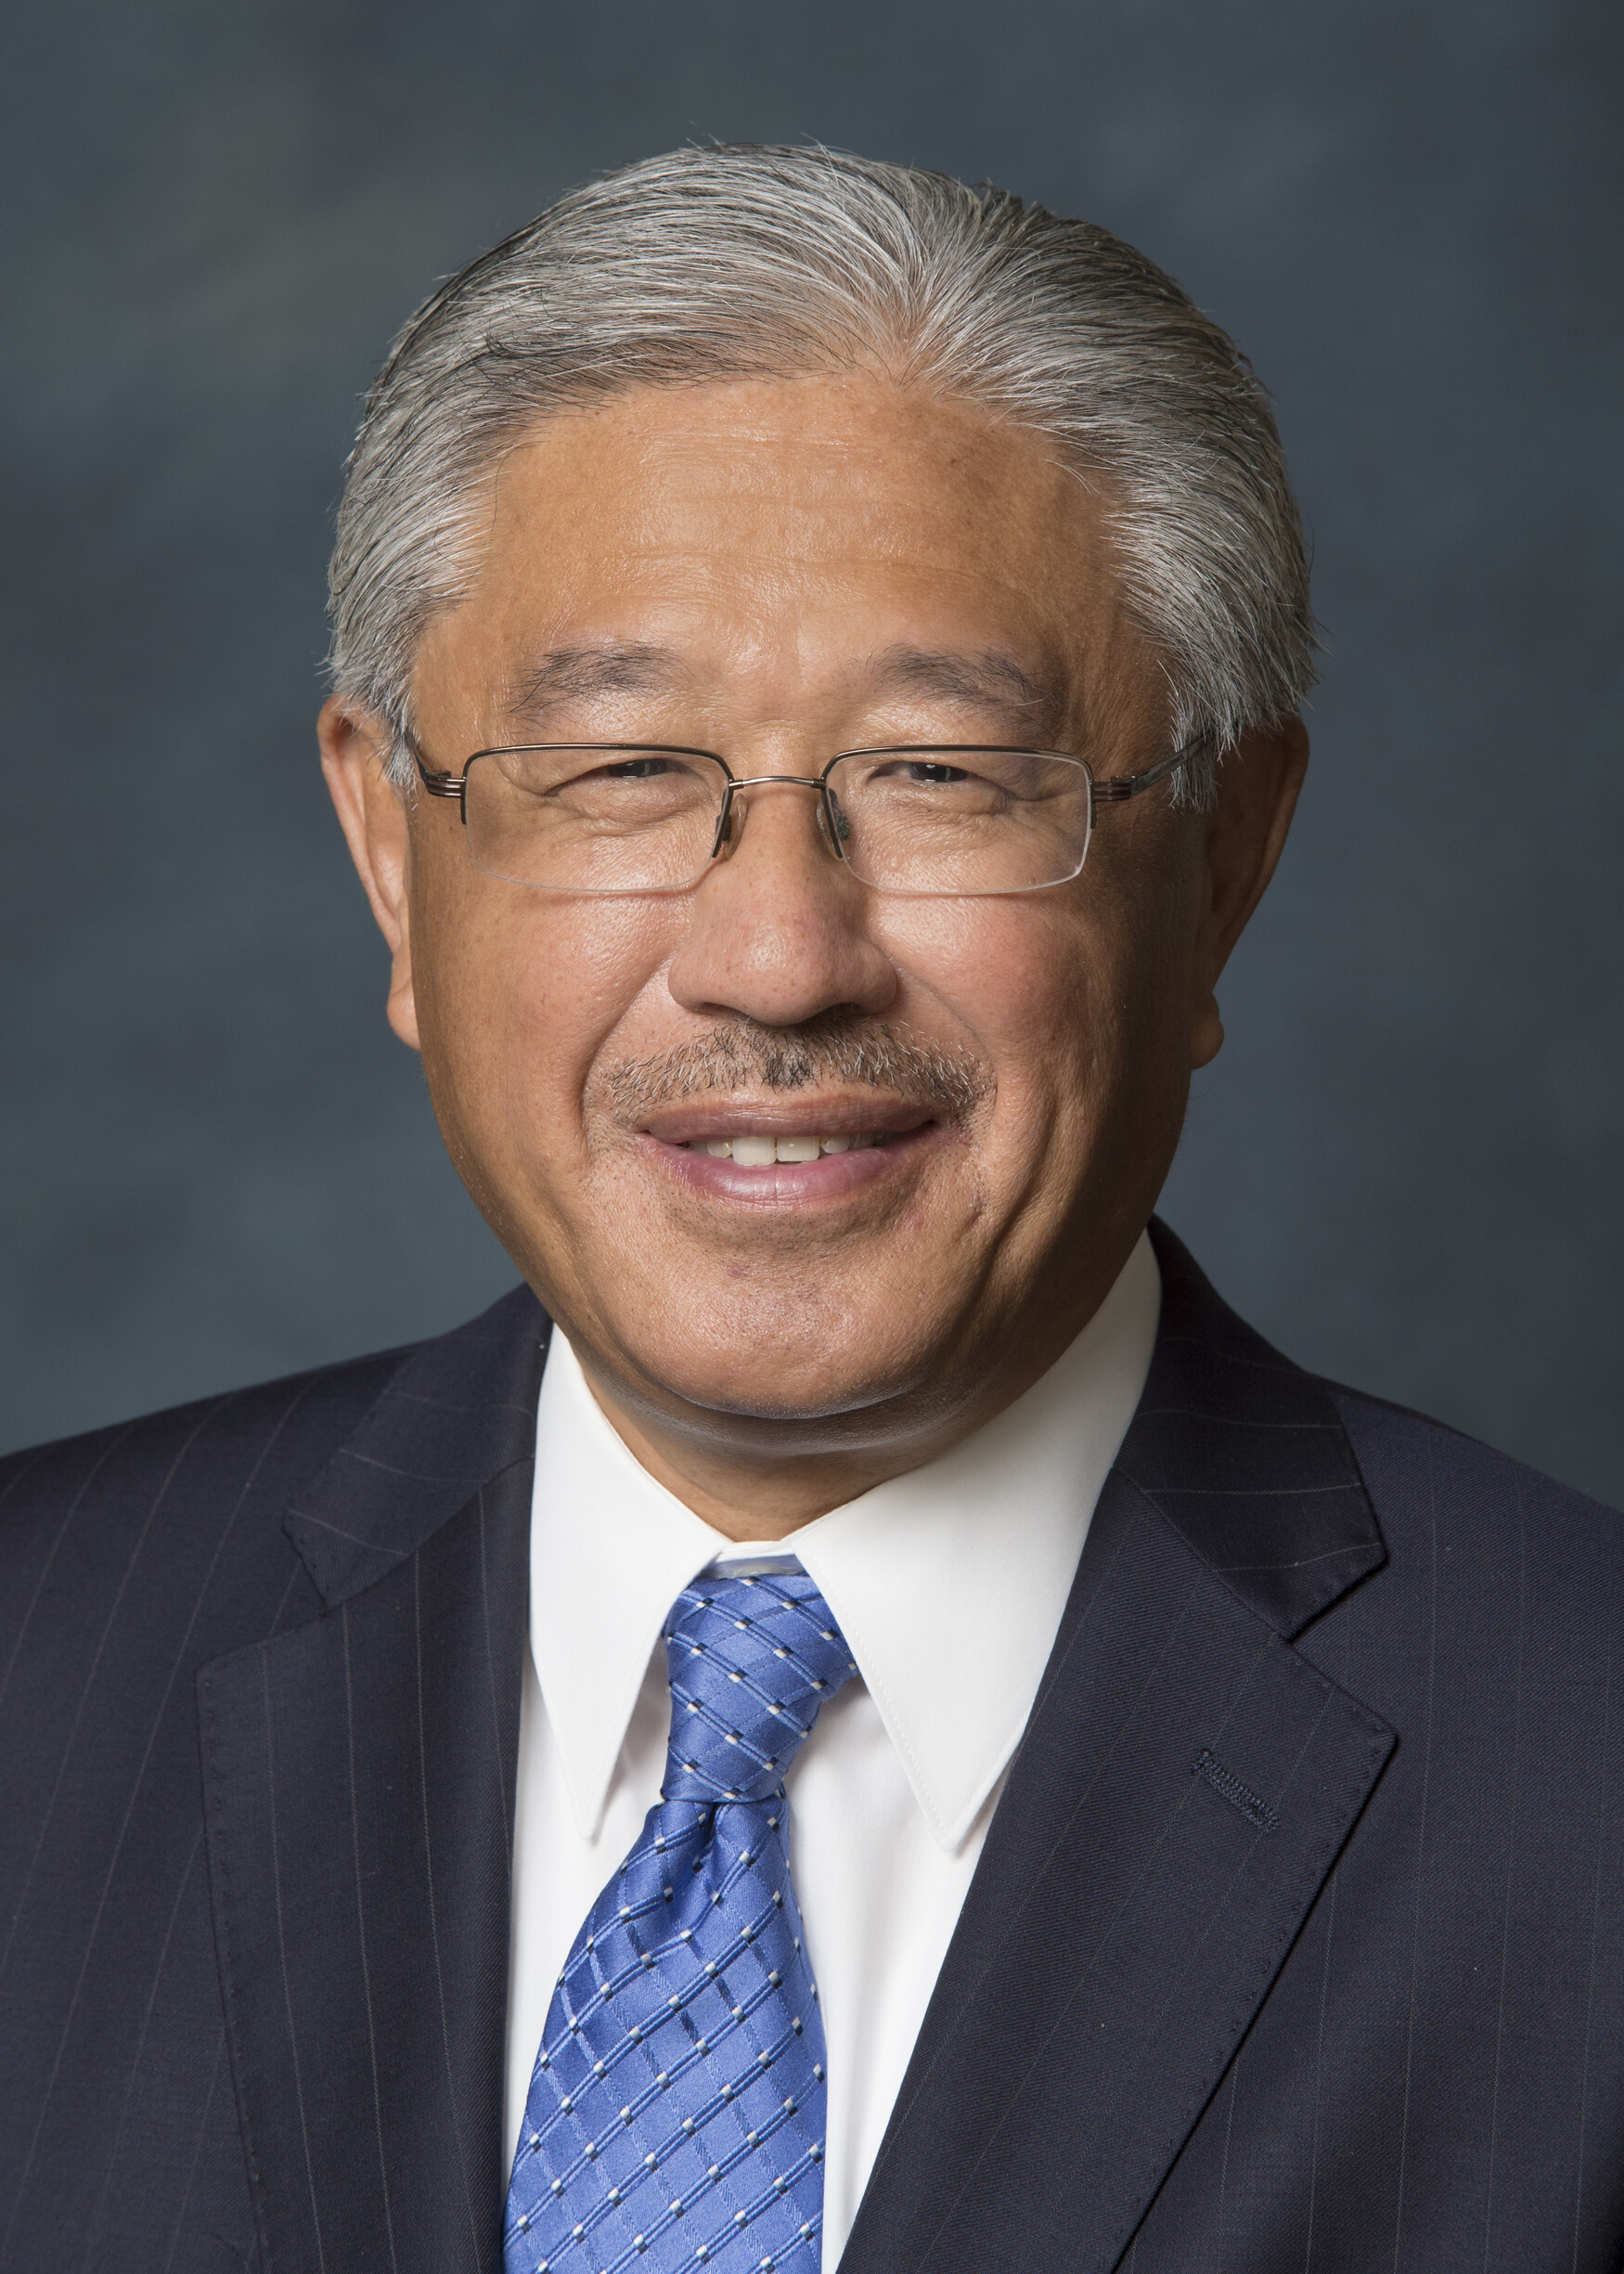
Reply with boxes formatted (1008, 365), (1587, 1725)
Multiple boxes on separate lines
(504, 1571), (857, 2274)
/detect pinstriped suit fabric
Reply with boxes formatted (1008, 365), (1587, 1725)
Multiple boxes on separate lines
(1097, 1389), (1624, 2271)
(5, 1237), (1624, 2273)
(0, 1359), (379, 2271)
(836, 1260), (1624, 2274)
(0, 1291), (545, 2274)
(200, 1466), (531, 2274)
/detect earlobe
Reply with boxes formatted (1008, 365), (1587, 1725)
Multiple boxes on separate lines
(384, 938), (421, 1052)
(317, 694), (422, 1053)
(1190, 998), (1225, 1071)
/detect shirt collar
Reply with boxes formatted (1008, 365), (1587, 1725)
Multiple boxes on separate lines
(529, 1233), (1161, 1849)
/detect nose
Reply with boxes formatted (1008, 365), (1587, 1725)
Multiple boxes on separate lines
(665, 774), (898, 1028)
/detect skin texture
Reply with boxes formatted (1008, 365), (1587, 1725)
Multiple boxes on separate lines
(321, 372), (1307, 1538)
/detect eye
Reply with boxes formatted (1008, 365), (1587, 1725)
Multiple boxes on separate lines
(892, 760), (971, 786)
(599, 756), (684, 781)
(856, 754), (1010, 809)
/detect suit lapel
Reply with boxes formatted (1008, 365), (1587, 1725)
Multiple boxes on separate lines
(1115, 1223), (1385, 1638)
(199, 1232), (1393, 2274)
(200, 1287), (548, 2274)
(841, 1224), (1396, 2274)
(282, 1283), (548, 1601)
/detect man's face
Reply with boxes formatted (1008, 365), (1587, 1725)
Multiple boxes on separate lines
(325, 373), (1297, 1478)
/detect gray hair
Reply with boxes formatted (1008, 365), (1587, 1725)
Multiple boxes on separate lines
(328, 144), (1315, 804)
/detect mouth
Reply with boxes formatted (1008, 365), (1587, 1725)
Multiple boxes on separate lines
(684, 1130), (892, 1162)
(630, 1100), (947, 1202)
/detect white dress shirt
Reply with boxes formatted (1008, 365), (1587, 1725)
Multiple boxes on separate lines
(506, 1233), (1161, 2268)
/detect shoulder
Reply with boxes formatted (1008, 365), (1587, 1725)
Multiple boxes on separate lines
(0, 1345), (424, 1841)
(1301, 1379), (1624, 1749)
(1328, 1378), (1621, 1564)
(1147, 1218), (1620, 1579)
(0, 1279), (545, 1632)
(0, 1341), (414, 1571)
(0, 1349), (431, 1704)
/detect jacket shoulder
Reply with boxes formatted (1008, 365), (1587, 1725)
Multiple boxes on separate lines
(0, 1340), (416, 1557)
(1316, 1378), (1624, 1727)
(0, 1279), (544, 1615)
(1328, 1378), (1622, 1548)
(0, 1352), (432, 1715)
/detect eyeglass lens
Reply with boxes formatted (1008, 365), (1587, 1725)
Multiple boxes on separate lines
(461, 746), (1094, 898)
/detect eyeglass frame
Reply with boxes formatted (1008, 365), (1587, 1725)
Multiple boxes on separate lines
(404, 728), (1206, 896)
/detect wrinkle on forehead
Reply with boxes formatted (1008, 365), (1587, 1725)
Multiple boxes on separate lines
(415, 373), (1159, 759)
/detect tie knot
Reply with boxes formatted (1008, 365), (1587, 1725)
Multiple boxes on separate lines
(660, 1570), (857, 1805)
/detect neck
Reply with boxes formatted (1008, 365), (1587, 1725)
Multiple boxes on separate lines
(549, 1224), (1156, 1541)
(569, 1364), (983, 1539)
(564, 1297), (1120, 1542)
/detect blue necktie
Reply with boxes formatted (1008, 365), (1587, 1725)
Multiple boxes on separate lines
(505, 1570), (857, 2274)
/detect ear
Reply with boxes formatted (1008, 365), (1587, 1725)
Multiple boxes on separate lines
(317, 695), (422, 1053)
(1189, 717), (1309, 1071)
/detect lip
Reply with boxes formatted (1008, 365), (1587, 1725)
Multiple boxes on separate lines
(630, 1098), (947, 1207)
(636, 1094), (936, 1149)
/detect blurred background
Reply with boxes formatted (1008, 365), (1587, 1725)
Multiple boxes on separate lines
(3, 0), (1620, 1500)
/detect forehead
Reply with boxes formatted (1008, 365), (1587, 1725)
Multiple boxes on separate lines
(416, 372), (1150, 730)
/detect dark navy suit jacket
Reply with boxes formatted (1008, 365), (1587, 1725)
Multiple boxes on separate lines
(4, 1223), (1623, 2272)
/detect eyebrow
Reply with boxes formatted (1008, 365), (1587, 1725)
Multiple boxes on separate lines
(863, 645), (1068, 736)
(508, 643), (686, 720)
(505, 640), (1069, 741)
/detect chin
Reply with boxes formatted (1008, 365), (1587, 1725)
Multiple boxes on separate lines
(604, 1311), (938, 1434)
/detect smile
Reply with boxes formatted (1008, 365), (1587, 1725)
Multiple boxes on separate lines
(633, 1107), (942, 1202)
(682, 1132), (890, 1163)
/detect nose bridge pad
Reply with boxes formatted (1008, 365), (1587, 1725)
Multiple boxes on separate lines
(710, 782), (846, 872)
(709, 788), (742, 862)
(817, 787), (851, 863)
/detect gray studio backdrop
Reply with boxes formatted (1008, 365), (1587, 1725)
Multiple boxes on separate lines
(4, 0), (1621, 1501)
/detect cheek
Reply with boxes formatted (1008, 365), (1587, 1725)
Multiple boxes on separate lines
(414, 882), (679, 1161)
(875, 885), (1191, 1194)
(876, 897), (1115, 1102)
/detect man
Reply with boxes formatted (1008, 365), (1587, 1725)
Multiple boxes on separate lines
(2, 144), (1620, 2274)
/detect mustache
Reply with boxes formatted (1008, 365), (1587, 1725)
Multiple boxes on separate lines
(595, 1012), (993, 1122)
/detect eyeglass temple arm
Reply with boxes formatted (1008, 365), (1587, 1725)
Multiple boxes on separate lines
(1089, 738), (1209, 808)
(400, 730), (466, 805)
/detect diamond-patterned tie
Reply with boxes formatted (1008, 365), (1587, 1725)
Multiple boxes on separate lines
(505, 1570), (858, 2274)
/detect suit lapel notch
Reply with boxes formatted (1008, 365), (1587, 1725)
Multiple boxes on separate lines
(283, 1285), (548, 1606)
(1119, 1221), (1387, 1639)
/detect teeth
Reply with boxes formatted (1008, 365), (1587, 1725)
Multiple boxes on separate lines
(689, 1133), (883, 1163)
